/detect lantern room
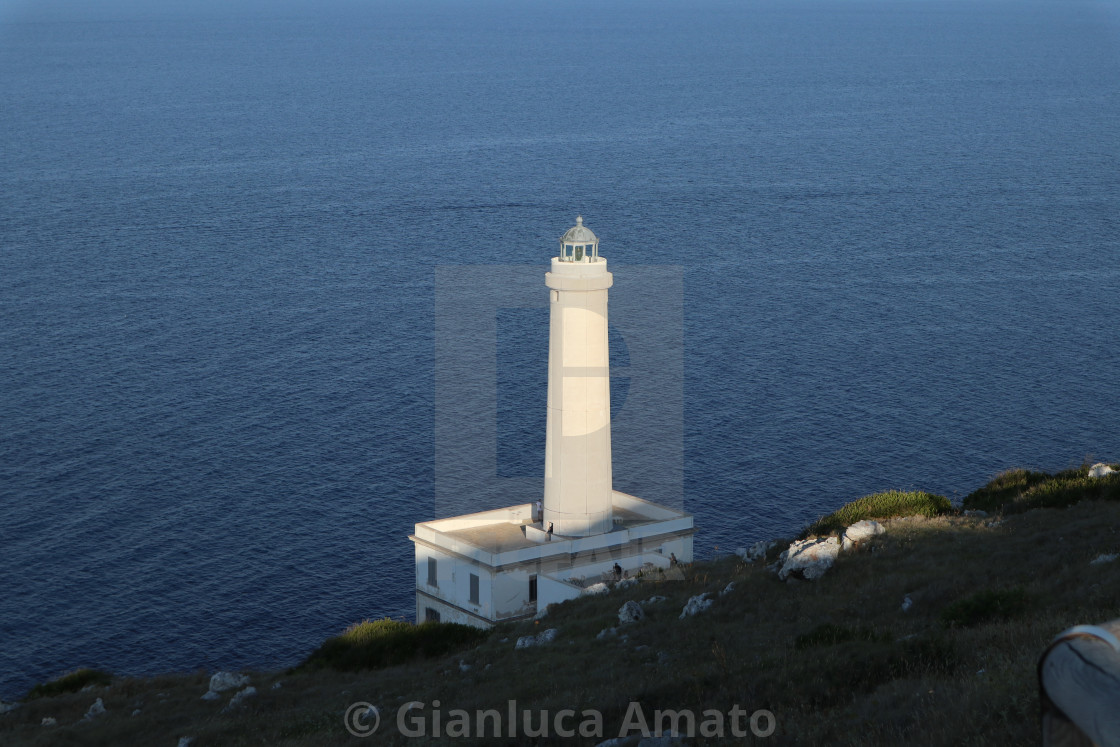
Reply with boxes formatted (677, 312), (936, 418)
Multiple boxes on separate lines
(558, 215), (599, 262)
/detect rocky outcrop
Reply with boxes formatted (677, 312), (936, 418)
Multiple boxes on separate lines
(202, 671), (250, 701)
(841, 519), (885, 552)
(679, 593), (714, 619)
(209, 672), (249, 693)
(583, 583), (611, 596)
(516, 628), (559, 649)
(736, 540), (776, 562)
(83, 698), (106, 720)
(225, 686), (257, 710)
(778, 537), (840, 580)
(1088, 463), (1115, 479)
(619, 601), (644, 624)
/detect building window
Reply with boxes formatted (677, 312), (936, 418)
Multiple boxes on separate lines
(427, 557), (437, 587)
(529, 575), (537, 603)
(425, 607), (440, 623)
(469, 573), (479, 604)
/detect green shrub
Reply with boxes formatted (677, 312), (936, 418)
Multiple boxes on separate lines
(25, 668), (112, 700)
(963, 466), (1120, 514)
(300, 618), (489, 672)
(805, 490), (952, 537)
(962, 468), (1051, 512)
(941, 588), (1028, 628)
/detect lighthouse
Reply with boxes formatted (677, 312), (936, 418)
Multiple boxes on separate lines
(410, 217), (694, 628)
(544, 216), (614, 537)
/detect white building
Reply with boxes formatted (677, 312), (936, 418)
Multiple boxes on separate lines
(410, 217), (694, 627)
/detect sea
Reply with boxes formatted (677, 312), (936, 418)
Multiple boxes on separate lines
(1, 0), (1118, 701)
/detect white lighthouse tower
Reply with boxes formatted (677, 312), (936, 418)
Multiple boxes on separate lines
(544, 216), (614, 537)
(410, 217), (694, 628)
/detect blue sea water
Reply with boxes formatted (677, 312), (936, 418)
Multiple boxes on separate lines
(1, 0), (1119, 700)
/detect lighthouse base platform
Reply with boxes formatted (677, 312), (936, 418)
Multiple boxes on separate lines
(409, 492), (694, 628)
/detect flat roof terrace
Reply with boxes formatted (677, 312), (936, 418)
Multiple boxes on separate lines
(445, 505), (658, 554)
(411, 491), (693, 564)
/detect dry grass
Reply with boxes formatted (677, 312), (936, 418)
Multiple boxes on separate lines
(5, 496), (1120, 745)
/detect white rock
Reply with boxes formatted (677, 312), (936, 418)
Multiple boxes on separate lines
(458, 660), (471, 673)
(737, 540), (777, 562)
(779, 537), (841, 580)
(619, 600), (644, 624)
(617, 577), (639, 589)
(679, 593), (714, 619)
(270, 681), (282, 690)
(719, 582), (735, 597)
(641, 595), (667, 606)
(596, 627), (618, 640)
(901, 595), (913, 612)
(1089, 463), (1115, 478)
(178, 738), (194, 747)
(841, 520), (885, 552)
(0, 701), (19, 715)
(41, 717), (57, 727)
(200, 690), (221, 701)
(583, 583), (611, 596)
(516, 628), (559, 649)
(1090, 553), (1119, 565)
(226, 686), (257, 709)
(131, 709), (141, 716)
(83, 698), (106, 720)
(208, 671), (250, 693)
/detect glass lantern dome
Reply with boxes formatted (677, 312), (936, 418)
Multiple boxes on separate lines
(558, 215), (599, 262)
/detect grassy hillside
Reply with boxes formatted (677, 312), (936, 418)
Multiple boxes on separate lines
(3, 464), (1119, 746)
